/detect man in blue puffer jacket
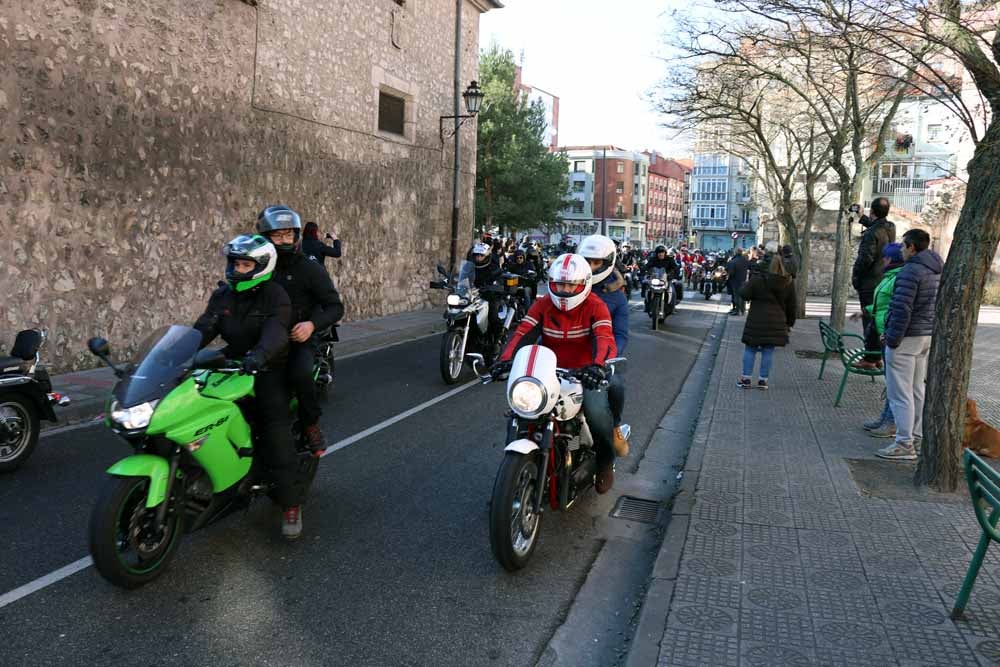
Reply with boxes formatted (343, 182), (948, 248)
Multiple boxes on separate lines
(877, 228), (943, 461)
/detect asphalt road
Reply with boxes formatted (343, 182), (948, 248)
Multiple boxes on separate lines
(0, 294), (716, 667)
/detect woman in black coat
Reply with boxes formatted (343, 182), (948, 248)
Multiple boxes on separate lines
(737, 254), (797, 389)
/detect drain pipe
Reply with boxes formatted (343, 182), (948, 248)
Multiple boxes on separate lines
(448, 0), (463, 277)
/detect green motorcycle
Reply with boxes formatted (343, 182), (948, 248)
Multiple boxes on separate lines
(86, 325), (318, 589)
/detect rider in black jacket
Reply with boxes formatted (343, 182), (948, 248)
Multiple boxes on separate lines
(193, 235), (304, 539)
(257, 206), (345, 455)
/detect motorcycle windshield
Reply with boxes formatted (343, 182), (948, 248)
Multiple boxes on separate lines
(651, 268), (667, 280)
(455, 260), (476, 296)
(114, 325), (202, 408)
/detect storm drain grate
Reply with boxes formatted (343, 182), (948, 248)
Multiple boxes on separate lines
(611, 496), (661, 523)
(795, 350), (827, 360)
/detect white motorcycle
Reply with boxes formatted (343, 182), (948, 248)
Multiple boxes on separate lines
(430, 261), (494, 385)
(469, 346), (626, 571)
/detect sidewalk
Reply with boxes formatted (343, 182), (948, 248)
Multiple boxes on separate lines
(628, 315), (1000, 667)
(47, 308), (445, 429)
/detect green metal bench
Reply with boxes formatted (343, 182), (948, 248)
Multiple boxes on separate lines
(817, 320), (884, 407)
(951, 449), (1000, 620)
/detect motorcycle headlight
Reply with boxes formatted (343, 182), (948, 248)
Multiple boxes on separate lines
(110, 400), (158, 430)
(508, 377), (547, 417)
(651, 279), (664, 287)
(447, 294), (469, 307)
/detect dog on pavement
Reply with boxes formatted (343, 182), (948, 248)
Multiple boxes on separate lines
(965, 398), (1000, 458)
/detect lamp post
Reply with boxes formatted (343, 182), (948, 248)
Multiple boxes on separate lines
(441, 80), (485, 276)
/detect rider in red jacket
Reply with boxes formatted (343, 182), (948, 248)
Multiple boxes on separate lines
(496, 253), (619, 493)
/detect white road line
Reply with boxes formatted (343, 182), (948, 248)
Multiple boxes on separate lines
(0, 557), (93, 609)
(3, 379), (479, 607)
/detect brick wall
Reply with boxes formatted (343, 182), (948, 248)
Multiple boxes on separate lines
(1, 0), (485, 371)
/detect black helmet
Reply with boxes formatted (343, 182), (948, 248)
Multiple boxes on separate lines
(654, 244), (667, 254)
(256, 205), (302, 255)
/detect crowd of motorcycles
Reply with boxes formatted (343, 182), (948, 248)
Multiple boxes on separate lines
(1, 238), (734, 588)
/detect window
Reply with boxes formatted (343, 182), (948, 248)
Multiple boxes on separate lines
(572, 201), (585, 214)
(617, 162), (625, 174)
(573, 160), (588, 172)
(633, 183), (639, 195)
(616, 181), (624, 194)
(927, 124), (943, 142)
(378, 91), (406, 136)
(642, 165), (647, 175)
(633, 203), (638, 216)
(615, 203), (624, 217)
(572, 180), (585, 192)
(634, 163), (640, 175)
(692, 178), (727, 201)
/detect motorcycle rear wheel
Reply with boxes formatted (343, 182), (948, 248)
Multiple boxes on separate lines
(0, 396), (39, 473)
(89, 476), (183, 589)
(490, 451), (542, 571)
(439, 329), (464, 385)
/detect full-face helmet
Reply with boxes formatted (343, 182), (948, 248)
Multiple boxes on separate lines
(547, 253), (593, 312)
(224, 235), (277, 292)
(577, 234), (616, 283)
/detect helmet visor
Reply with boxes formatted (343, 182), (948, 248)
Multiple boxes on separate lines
(549, 280), (587, 298)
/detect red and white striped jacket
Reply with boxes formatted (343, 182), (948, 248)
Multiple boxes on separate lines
(500, 293), (617, 369)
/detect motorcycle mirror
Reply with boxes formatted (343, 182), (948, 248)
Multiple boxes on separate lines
(437, 264), (449, 278)
(87, 337), (110, 358)
(192, 347), (228, 369)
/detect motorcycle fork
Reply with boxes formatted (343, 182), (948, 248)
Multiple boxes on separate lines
(459, 317), (471, 357)
(154, 446), (182, 528)
(533, 422), (554, 514)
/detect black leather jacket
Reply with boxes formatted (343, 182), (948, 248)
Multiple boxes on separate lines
(272, 252), (345, 334)
(194, 281), (291, 368)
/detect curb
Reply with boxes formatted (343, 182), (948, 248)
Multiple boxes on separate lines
(623, 308), (729, 667)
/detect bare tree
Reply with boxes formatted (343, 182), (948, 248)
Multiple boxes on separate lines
(663, 1), (912, 329)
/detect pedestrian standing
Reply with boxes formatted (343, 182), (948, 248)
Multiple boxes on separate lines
(851, 243), (905, 439)
(301, 222), (342, 269)
(851, 198), (896, 364)
(726, 248), (750, 316)
(737, 253), (797, 390)
(877, 229), (942, 461)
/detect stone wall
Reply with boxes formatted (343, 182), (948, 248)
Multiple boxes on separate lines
(1, 0), (485, 371)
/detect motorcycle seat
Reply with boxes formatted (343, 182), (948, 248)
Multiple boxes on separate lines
(0, 356), (30, 373)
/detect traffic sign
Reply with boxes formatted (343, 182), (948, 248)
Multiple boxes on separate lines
(731, 232), (739, 239)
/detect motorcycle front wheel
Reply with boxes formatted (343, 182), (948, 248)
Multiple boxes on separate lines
(439, 329), (465, 385)
(89, 476), (183, 589)
(490, 451), (542, 571)
(0, 395), (39, 473)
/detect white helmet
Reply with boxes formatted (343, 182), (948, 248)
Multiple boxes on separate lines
(547, 253), (593, 312)
(577, 235), (616, 284)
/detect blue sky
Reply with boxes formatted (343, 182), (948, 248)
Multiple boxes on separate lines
(480, 0), (692, 157)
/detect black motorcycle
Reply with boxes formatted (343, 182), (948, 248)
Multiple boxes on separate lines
(0, 329), (71, 472)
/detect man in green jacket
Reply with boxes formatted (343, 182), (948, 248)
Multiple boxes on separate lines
(856, 242), (904, 438)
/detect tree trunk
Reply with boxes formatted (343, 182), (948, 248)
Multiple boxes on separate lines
(916, 120), (1000, 491)
(796, 195), (817, 318)
(829, 175), (862, 330)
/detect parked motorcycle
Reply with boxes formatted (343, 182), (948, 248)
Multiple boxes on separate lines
(0, 329), (70, 473)
(468, 347), (626, 571)
(85, 326), (318, 588)
(431, 261), (494, 385)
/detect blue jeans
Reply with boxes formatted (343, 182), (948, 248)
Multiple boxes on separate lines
(742, 345), (775, 379)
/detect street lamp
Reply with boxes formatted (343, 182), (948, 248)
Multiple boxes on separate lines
(442, 80), (485, 276)
(439, 80), (484, 142)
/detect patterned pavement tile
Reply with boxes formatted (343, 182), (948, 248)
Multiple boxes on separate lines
(744, 541), (801, 566)
(743, 524), (800, 546)
(680, 554), (741, 579)
(799, 547), (862, 571)
(804, 569), (870, 595)
(744, 507), (796, 527)
(973, 638), (1000, 666)
(794, 512), (852, 532)
(684, 534), (742, 561)
(814, 647), (899, 667)
(744, 585), (809, 614)
(886, 626), (981, 666)
(813, 620), (889, 651)
(694, 501), (744, 523)
(739, 610), (816, 647)
(667, 604), (739, 636)
(743, 562), (809, 589)
(672, 575), (743, 608)
(878, 598), (953, 629)
(740, 642), (816, 667)
(868, 575), (944, 603)
(657, 628), (740, 667)
(699, 476), (744, 494)
(860, 552), (924, 577)
(688, 520), (742, 540)
(952, 606), (1000, 640)
(796, 529), (855, 551)
(807, 589), (883, 624)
